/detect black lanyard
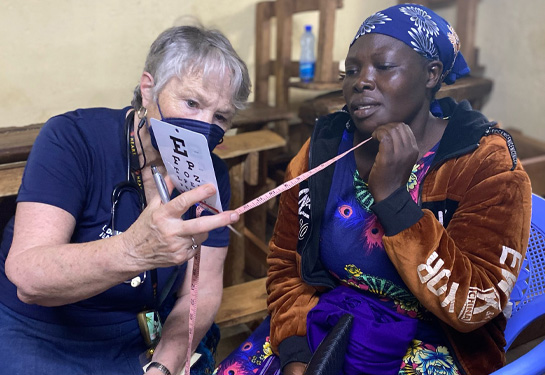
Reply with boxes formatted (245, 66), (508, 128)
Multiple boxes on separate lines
(126, 111), (181, 310)
(127, 115), (159, 309)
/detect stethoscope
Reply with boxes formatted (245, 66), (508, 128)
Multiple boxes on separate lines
(110, 109), (148, 287)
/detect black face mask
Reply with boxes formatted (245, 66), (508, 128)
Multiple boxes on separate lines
(148, 101), (225, 152)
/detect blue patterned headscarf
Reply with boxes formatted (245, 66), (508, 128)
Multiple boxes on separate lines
(351, 4), (470, 86)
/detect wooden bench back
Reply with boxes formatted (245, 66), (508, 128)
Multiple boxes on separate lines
(255, 0), (343, 109)
(0, 124), (43, 165)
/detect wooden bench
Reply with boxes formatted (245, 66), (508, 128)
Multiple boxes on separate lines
(215, 129), (286, 285)
(215, 277), (268, 328)
(0, 124), (42, 164)
(0, 162), (24, 199)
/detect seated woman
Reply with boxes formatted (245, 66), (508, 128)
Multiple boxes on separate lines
(215, 3), (531, 375)
(0, 25), (250, 375)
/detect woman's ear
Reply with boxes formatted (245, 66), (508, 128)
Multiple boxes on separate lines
(426, 60), (443, 89)
(140, 72), (155, 108)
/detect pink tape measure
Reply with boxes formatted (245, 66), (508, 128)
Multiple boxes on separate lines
(185, 246), (201, 375)
(235, 136), (372, 215)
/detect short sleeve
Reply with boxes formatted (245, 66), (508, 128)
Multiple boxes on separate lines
(17, 115), (90, 219)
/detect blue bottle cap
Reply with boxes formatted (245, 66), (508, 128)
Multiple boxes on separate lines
(305, 25), (312, 32)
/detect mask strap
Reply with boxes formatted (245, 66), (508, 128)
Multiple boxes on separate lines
(156, 100), (165, 120)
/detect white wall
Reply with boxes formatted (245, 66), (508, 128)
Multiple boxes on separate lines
(476, 0), (545, 140)
(1, 0), (544, 141)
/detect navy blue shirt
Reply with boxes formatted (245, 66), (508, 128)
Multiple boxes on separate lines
(0, 107), (230, 325)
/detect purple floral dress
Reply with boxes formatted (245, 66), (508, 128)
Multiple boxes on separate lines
(318, 130), (461, 375)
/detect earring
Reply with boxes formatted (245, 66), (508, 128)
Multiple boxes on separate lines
(137, 107), (147, 129)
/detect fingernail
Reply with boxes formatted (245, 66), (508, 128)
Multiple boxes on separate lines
(230, 213), (239, 221)
(204, 185), (215, 194)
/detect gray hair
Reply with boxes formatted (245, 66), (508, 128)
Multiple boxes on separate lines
(132, 25), (251, 110)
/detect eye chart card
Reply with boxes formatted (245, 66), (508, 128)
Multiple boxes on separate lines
(150, 118), (222, 213)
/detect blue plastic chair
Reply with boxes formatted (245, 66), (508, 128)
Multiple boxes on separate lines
(492, 193), (545, 375)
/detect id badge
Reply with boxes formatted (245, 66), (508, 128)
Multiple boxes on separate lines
(137, 309), (163, 348)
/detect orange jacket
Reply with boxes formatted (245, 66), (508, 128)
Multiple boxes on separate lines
(267, 99), (532, 374)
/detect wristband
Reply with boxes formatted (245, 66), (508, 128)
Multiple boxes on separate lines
(146, 362), (172, 375)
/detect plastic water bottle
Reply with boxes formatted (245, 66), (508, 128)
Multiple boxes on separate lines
(299, 25), (315, 83)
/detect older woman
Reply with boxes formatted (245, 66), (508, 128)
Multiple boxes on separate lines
(264, 4), (531, 375)
(0, 25), (250, 374)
